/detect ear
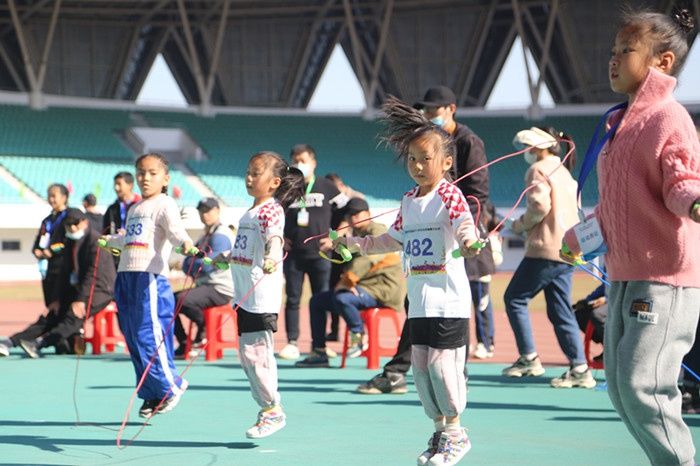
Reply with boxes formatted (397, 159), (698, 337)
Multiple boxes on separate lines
(447, 103), (457, 115)
(443, 155), (454, 172)
(271, 176), (282, 190)
(655, 51), (675, 74)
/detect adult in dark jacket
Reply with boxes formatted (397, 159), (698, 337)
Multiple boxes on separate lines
(10, 209), (116, 358)
(103, 171), (140, 235)
(279, 144), (348, 360)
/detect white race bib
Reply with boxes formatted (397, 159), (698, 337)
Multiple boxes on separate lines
(573, 216), (607, 261)
(404, 223), (446, 275)
(124, 215), (155, 250)
(230, 224), (256, 268)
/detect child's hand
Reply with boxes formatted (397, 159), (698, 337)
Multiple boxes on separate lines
(691, 201), (700, 223)
(212, 251), (231, 264)
(181, 241), (197, 256)
(262, 258), (277, 274)
(319, 236), (334, 252)
(460, 239), (482, 258)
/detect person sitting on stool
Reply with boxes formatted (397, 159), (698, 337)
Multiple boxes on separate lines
(295, 198), (406, 368)
(174, 198), (234, 358)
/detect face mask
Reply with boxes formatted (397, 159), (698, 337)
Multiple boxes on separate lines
(294, 162), (312, 178)
(523, 151), (538, 165)
(430, 116), (445, 128)
(66, 229), (85, 241)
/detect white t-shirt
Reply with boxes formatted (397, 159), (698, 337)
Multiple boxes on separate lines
(112, 194), (191, 276)
(388, 178), (473, 319)
(231, 198), (285, 314)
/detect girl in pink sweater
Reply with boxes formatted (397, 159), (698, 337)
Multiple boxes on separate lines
(564, 9), (700, 466)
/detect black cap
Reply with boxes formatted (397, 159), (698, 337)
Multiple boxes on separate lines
(345, 197), (370, 216)
(64, 208), (86, 226)
(414, 86), (457, 109)
(196, 197), (219, 212)
(83, 193), (97, 206)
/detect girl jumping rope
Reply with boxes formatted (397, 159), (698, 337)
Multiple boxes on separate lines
(220, 151), (304, 438)
(102, 153), (194, 418)
(563, 8), (700, 465)
(333, 97), (479, 466)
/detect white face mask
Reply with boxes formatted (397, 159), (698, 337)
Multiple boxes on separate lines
(294, 162), (312, 179)
(523, 151), (538, 165)
(66, 229), (85, 241)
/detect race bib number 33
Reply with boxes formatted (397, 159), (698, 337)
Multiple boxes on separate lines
(124, 216), (154, 249)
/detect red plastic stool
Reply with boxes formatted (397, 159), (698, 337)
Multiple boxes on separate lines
(584, 321), (604, 370)
(188, 305), (237, 362)
(84, 302), (126, 355)
(341, 307), (402, 370)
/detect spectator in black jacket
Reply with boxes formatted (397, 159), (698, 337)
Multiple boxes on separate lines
(102, 171), (140, 235)
(82, 193), (104, 233)
(279, 144), (348, 360)
(5, 209), (116, 358)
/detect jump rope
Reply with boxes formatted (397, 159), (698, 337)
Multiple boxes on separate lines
(72, 125), (698, 445)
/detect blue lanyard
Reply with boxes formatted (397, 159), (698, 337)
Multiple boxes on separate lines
(119, 201), (127, 227)
(577, 102), (628, 203)
(44, 210), (67, 235)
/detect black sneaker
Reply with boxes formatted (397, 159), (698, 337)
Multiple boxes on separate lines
(139, 399), (159, 418)
(326, 331), (339, 342)
(294, 350), (330, 368)
(174, 345), (187, 360)
(19, 339), (40, 359)
(356, 372), (408, 394)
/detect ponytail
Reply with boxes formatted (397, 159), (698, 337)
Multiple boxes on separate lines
(534, 126), (577, 173)
(250, 151), (305, 209)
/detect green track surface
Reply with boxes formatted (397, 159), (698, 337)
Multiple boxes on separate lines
(1, 350), (698, 465)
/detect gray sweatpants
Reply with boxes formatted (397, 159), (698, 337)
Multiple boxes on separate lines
(605, 281), (700, 466)
(411, 345), (467, 419)
(239, 330), (281, 409)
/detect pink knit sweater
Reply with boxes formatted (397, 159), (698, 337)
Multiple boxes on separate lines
(595, 68), (700, 287)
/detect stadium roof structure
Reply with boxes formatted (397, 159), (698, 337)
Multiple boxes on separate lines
(0, 0), (697, 114)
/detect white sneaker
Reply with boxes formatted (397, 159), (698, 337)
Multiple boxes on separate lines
(245, 408), (286, 438)
(428, 428), (472, 465)
(158, 378), (189, 414)
(325, 347), (338, 359)
(0, 343), (9, 357)
(550, 367), (596, 389)
(472, 343), (493, 359)
(417, 431), (441, 465)
(278, 343), (300, 360)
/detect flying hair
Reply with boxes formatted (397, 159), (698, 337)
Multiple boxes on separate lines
(380, 95), (456, 163)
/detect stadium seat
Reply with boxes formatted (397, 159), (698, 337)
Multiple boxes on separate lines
(340, 307), (402, 370)
(84, 302), (127, 355)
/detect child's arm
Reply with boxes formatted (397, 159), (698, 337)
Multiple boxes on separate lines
(162, 200), (194, 252)
(342, 233), (402, 256)
(512, 167), (551, 234)
(259, 203), (285, 273)
(661, 127), (700, 220)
